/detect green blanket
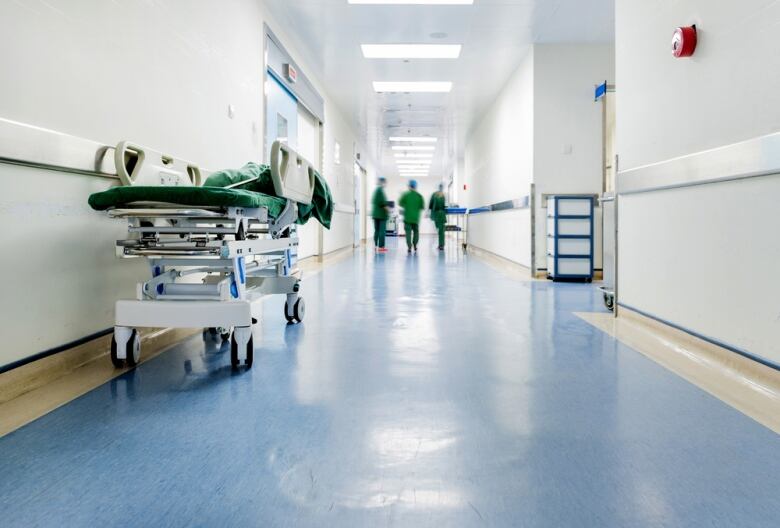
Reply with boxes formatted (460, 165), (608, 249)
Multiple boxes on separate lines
(88, 162), (333, 229)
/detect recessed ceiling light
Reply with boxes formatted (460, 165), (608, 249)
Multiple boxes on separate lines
(397, 160), (432, 164)
(389, 137), (438, 143)
(391, 145), (436, 151)
(373, 81), (452, 93)
(350, 1), (472, 4)
(362, 45), (461, 59)
(394, 153), (433, 158)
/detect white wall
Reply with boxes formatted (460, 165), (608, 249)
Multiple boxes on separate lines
(0, 0), (371, 369)
(464, 49), (534, 266)
(616, 0), (780, 171)
(616, 0), (780, 365)
(533, 44), (614, 271)
(463, 44), (613, 270)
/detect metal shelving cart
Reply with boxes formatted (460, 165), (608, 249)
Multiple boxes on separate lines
(546, 195), (594, 282)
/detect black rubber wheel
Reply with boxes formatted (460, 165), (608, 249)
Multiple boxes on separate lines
(245, 336), (254, 368)
(126, 330), (140, 367)
(208, 327), (218, 336)
(293, 298), (305, 323)
(230, 335), (254, 368)
(604, 293), (615, 311)
(110, 337), (124, 368)
(220, 330), (231, 342)
(284, 302), (295, 324)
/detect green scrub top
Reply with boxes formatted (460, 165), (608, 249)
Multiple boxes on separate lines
(429, 192), (447, 226)
(399, 190), (425, 224)
(371, 187), (389, 220)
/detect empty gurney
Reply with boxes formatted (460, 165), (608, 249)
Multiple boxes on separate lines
(89, 140), (332, 369)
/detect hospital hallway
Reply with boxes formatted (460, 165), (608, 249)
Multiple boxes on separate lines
(1, 239), (779, 527)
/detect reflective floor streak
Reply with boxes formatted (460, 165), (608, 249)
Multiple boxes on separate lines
(1, 240), (779, 527)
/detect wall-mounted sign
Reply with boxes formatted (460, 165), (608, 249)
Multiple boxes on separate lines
(283, 63), (297, 84)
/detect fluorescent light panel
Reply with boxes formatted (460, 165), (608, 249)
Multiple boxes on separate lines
(395, 153), (433, 158)
(362, 45), (461, 59)
(389, 137), (438, 143)
(391, 145), (435, 151)
(350, 1), (472, 4)
(373, 81), (452, 93)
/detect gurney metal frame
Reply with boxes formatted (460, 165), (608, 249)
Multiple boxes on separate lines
(104, 140), (315, 369)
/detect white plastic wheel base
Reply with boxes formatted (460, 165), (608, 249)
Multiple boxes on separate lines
(285, 293), (299, 324)
(114, 326), (134, 360)
(232, 326), (252, 362)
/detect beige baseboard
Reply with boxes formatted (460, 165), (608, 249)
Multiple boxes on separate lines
(576, 307), (780, 434)
(0, 328), (198, 405)
(467, 246), (535, 281)
(298, 245), (354, 266)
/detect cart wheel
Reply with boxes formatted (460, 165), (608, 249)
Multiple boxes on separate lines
(604, 293), (614, 311)
(284, 301), (295, 324)
(230, 335), (253, 368)
(110, 337), (124, 369)
(126, 330), (141, 367)
(293, 298), (305, 323)
(110, 330), (140, 368)
(218, 327), (231, 342)
(245, 337), (254, 368)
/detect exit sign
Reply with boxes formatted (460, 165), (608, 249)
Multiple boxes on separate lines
(284, 63), (297, 84)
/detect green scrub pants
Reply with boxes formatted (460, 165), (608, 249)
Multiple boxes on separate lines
(373, 218), (386, 248)
(404, 222), (419, 249)
(436, 221), (446, 248)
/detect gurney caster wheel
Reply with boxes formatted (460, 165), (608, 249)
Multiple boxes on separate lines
(293, 297), (305, 323)
(110, 329), (140, 368)
(285, 297), (305, 324)
(230, 335), (254, 368)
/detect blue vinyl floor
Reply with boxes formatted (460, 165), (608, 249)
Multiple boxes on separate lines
(1, 239), (779, 527)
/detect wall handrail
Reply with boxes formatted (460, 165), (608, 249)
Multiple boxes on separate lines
(617, 131), (780, 195)
(461, 195), (531, 215)
(0, 117), (118, 179)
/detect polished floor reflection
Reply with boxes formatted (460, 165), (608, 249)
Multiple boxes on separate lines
(1, 239), (779, 527)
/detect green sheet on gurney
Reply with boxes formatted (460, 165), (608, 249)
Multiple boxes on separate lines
(88, 162), (334, 228)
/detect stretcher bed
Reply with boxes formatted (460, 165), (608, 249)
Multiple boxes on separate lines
(89, 140), (332, 369)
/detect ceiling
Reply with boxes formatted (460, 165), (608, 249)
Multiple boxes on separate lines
(262, 0), (614, 180)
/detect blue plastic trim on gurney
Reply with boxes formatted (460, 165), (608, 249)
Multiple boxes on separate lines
(445, 208), (468, 215)
(618, 302), (780, 373)
(468, 207), (491, 214)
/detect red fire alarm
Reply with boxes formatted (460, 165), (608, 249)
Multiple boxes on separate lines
(463, 184), (468, 191)
(672, 25), (697, 58)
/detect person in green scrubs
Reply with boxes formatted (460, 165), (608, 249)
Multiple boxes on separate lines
(371, 177), (389, 253)
(398, 179), (425, 253)
(429, 183), (447, 250)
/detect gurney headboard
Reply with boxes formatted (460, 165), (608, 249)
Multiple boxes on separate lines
(115, 141), (202, 187)
(270, 140), (316, 206)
